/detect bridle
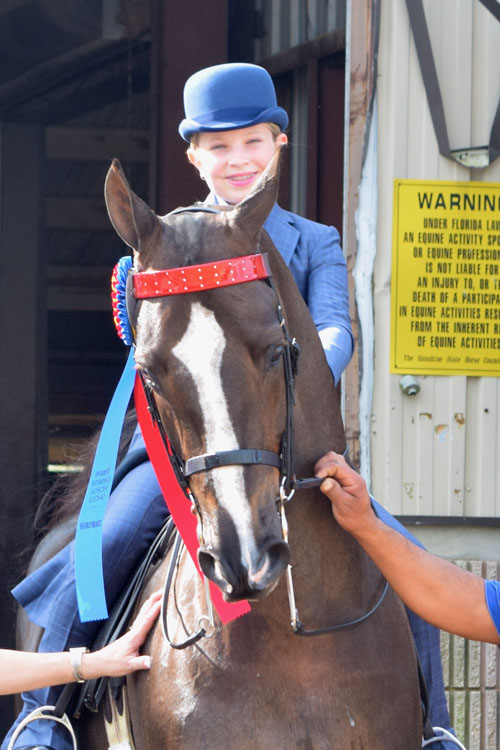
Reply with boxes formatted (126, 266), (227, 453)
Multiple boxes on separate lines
(120, 205), (388, 643)
(124, 204), (305, 499)
(129, 245), (301, 498)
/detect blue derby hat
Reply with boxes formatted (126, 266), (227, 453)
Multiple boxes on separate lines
(179, 62), (288, 142)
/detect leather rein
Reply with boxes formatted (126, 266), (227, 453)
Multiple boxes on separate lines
(130, 205), (388, 643)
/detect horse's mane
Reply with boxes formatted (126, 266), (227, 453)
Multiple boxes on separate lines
(34, 409), (138, 536)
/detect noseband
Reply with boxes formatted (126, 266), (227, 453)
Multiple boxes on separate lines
(116, 205), (388, 640)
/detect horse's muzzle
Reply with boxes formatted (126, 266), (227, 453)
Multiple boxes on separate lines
(198, 540), (290, 602)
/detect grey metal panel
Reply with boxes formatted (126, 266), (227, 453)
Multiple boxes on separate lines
(254, 0), (346, 58)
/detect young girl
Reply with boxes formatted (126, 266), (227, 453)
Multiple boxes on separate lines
(3, 63), (451, 750)
(180, 62), (353, 385)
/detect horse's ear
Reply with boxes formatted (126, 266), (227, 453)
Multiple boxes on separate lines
(104, 158), (158, 252)
(232, 146), (281, 235)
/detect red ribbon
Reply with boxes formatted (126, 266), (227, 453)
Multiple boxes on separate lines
(134, 375), (251, 624)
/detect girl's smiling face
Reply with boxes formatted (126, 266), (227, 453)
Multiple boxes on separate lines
(187, 124), (287, 204)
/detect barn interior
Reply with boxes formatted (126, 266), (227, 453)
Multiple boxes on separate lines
(0, 0), (346, 735)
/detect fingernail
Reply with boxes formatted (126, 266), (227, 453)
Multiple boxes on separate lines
(144, 656), (151, 669)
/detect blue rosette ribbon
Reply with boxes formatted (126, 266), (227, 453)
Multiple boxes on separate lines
(75, 257), (136, 622)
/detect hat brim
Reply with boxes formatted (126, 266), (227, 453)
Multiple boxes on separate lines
(179, 106), (288, 142)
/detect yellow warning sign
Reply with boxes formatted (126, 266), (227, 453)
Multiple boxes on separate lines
(391, 179), (500, 376)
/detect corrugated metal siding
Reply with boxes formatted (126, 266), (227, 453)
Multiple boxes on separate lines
(370, 7), (500, 745)
(372, 0), (500, 517)
(254, 0), (345, 57)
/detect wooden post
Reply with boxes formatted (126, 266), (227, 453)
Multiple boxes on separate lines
(343, 0), (377, 468)
(0, 122), (47, 734)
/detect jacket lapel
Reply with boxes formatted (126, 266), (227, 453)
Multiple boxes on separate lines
(204, 196), (300, 267)
(263, 204), (299, 266)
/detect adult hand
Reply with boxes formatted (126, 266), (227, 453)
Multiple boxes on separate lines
(314, 452), (500, 644)
(83, 589), (162, 679)
(314, 451), (377, 538)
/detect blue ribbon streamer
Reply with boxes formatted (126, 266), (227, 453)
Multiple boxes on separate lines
(75, 348), (136, 622)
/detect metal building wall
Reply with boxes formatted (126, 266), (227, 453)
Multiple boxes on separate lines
(254, 0), (345, 55)
(369, 5), (500, 746)
(372, 0), (500, 520)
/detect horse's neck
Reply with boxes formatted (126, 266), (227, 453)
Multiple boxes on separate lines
(267, 251), (378, 623)
(271, 250), (345, 464)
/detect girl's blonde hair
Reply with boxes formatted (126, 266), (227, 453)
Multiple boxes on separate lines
(189, 122), (283, 149)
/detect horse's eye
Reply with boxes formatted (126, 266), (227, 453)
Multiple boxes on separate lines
(270, 344), (284, 365)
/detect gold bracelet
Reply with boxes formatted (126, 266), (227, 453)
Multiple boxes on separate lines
(69, 646), (89, 683)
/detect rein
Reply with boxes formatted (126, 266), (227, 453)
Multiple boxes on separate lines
(115, 204), (388, 642)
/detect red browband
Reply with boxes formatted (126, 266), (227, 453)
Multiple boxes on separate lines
(133, 253), (271, 298)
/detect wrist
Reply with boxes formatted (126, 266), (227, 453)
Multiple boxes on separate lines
(349, 513), (386, 548)
(69, 646), (89, 683)
(79, 650), (99, 681)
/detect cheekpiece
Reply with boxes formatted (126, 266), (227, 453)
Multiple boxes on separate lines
(111, 256), (134, 345)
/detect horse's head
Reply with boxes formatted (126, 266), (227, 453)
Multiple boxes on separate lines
(105, 151), (297, 602)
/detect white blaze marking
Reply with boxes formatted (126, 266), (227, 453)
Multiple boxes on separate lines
(172, 302), (256, 566)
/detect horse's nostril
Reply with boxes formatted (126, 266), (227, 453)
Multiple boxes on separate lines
(198, 542), (290, 600)
(266, 540), (291, 572)
(198, 549), (235, 595)
(198, 549), (216, 580)
(249, 541), (290, 590)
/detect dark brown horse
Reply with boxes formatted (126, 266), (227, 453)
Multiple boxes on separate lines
(81, 150), (421, 748)
(20, 150), (422, 748)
